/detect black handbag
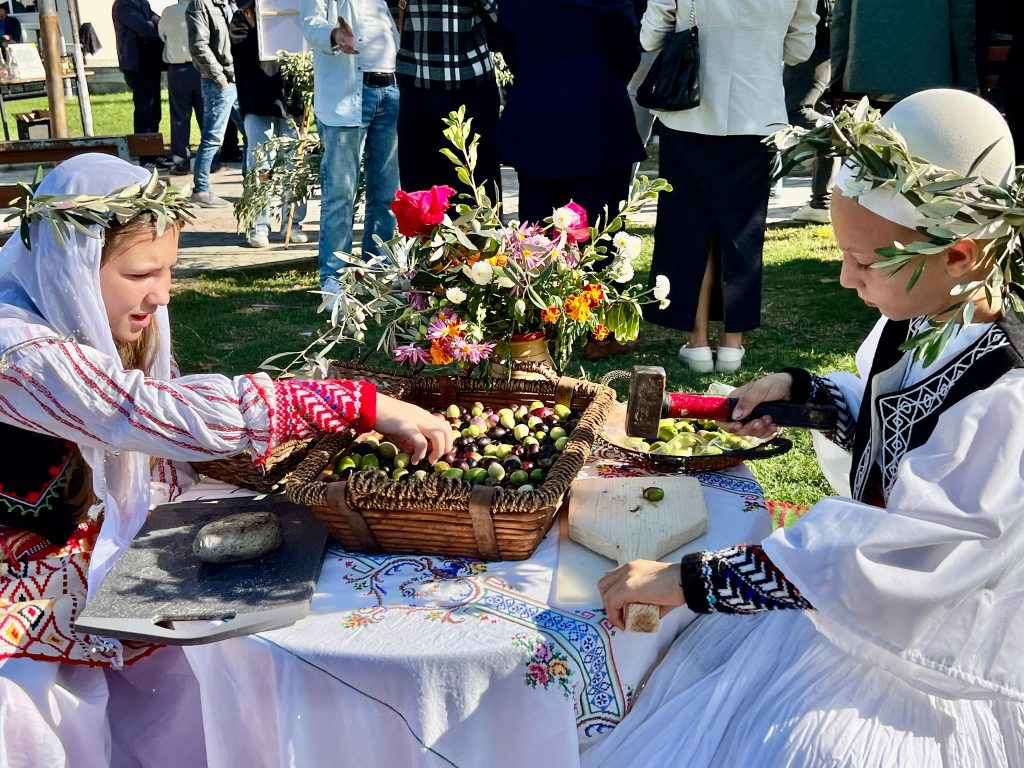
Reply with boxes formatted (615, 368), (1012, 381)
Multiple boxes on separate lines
(635, 1), (700, 111)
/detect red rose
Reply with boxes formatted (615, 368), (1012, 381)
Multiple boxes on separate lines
(391, 185), (458, 238)
(564, 201), (590, 243)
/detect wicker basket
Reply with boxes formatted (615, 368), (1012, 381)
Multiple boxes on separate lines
(190, 438), (320, 494)
(286, 365), (616, 560)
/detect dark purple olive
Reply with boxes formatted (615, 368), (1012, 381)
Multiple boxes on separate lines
(490, 426), (507, 440)
(538, 457), (555, 469)
(534, 423), (550, 435)
(526, 443), (541, 456)
(456, 460), (471, 472)
(446, 449), (458, 462)
(454, 436), (471, 449)
(466, 458), (478, 469)
(503, 456), (523, 471)
(479, 457), (496, 469)
(543, 415), (559, 427)
(520, 460), (534, 472)
(476, 435), (492, 448)
(512, 445), (525, 457)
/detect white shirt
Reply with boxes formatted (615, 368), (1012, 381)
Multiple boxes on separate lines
(299, 0), (399, 127)
(358, 0), (397, 74)
(158, 0), (193, 66)
(641, 0), (818, 136)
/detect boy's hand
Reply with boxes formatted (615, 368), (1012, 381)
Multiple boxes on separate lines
(598, 560), (686, 631)
(717, 372), (793, 438)
(372, 394), (453, 465)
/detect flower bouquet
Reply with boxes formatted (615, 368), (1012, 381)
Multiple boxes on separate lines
(268, 108), (671, 379)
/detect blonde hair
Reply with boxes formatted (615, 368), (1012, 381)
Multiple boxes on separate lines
(62, 213), (183, 532)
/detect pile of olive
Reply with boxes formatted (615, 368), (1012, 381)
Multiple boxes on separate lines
(624, 417), (758, 457)
(327, 401), (579, 492)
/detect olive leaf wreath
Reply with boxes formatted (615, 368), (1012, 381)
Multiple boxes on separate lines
(6, 167), (196, 249)
(766, 97), (1024, 365)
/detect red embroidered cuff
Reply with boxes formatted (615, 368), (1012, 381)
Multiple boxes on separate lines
(352, 379), (377, 434)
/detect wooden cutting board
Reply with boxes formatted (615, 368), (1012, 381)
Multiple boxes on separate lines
(554, 476), (708, 608)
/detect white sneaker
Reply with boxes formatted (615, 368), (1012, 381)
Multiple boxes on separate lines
(715, 345), (746, 373)
(277, 226), (309, 244)
(190, 191), (231, 208)
(791, 205), (831, 224)
(246, 229), (270, 249)
(678, 344), (714, 373)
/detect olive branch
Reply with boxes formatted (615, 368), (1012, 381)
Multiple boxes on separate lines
(6, 167), (195, 249)
(767, 97), (1024, 365)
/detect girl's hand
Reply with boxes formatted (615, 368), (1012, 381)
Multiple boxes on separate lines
(717, 372), (793, 439)
(598, 560), (686, 631)
(372, 394), (453, 465)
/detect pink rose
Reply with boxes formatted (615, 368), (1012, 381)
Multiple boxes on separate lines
(391, 185), (457, 238)
(564, 201), (590, 243)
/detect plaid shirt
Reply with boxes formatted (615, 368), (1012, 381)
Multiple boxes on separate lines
(392, 0), (497, 89)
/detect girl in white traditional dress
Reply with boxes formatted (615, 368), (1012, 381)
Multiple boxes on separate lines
(0, 154), (452, 767)
(586, 88), (1024, 767)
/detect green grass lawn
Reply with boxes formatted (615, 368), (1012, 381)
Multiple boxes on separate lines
(3, 90), (203, 147)
(170, 224), (878, 506)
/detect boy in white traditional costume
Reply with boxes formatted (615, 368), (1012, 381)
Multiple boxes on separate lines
(586, 88), (1024, 766)
(0, 154), (452, 766)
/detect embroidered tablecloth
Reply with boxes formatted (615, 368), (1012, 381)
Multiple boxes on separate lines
(181, 451), (771, 768)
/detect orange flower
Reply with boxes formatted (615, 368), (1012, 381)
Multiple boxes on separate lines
(592, 323), (610, 341)
(430, 339), (454, 365)
(563, 294), (591, 322)
(582, 282), (605, 306)
(465, 251), (481, 265)
(487, 251), (508, 267)
(541, 306), (561, 324)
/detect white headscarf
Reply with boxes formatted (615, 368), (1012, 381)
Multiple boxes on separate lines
(834, 88), (1017, 232)
(0, 154), (174, 595)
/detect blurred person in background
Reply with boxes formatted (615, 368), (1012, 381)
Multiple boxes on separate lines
(230, 0), (309, 248)
(160, 0), (204, 175)
(643, 0), (818, 374)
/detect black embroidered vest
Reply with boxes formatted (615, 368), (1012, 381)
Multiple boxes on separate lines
(850, 307), (1024, 505)
(0, 422), (91, 544)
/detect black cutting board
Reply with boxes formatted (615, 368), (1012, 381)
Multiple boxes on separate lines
(76, 494), (328, 645)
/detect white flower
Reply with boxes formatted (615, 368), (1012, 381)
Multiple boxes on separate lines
(496, 275), (516, 289)
(551, 207), (576, 231)
(476, 304), (487, 323)
(611, 260), (635, 284)
(468, 261), (494, 285)
(446, 287), (467, 304)
(613, 232), (642, 260)
(653, 274), (671, 309)
(514, 299), (527, 316)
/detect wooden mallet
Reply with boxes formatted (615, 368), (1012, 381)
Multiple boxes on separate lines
(625, 365), (838, 440)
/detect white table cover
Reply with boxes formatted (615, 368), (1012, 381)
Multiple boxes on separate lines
(181, 454), (772, 768)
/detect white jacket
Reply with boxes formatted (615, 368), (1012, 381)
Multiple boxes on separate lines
(641, 0), (818, 136)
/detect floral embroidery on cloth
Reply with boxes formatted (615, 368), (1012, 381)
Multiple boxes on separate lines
(333, 547), (627, 741)
(0, 519), (159, 666)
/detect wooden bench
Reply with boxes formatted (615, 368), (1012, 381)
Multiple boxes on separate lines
(0, 133), (165, 166)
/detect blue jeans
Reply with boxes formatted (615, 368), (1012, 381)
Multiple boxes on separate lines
(194, 80), (238, 193)
(317, 83), (400, 286)
(243, 113), (308, 236)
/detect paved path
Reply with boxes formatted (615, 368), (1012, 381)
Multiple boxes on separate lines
(173, 162), (815, 276)
(0, 157), (818, 276)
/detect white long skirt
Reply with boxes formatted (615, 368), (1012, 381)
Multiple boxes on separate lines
(0, 647), (206, 768)
(581, 611), (1024, 768)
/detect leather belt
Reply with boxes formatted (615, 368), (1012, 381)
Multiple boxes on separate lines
(363, 72), (396, 87)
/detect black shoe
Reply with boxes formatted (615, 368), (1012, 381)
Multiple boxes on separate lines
(147, 155), (176, 169)
(170, 161), (191, 176)
(210, 161), (223, 174)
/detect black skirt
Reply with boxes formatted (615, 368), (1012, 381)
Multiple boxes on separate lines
(647, 128), (772, 333)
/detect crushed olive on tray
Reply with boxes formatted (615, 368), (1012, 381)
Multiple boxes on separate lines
(327, 401), (580, 492)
